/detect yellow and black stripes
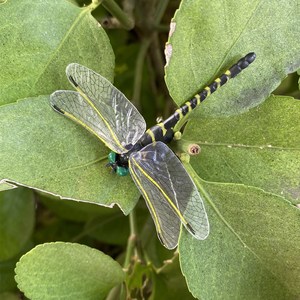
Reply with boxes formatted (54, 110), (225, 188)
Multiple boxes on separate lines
(140, 52), (256, 146)
(141, 123), (174, 146)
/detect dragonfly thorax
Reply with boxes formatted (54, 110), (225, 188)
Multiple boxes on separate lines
(108, 123), (176, 176)
(108, 152), (130, 176)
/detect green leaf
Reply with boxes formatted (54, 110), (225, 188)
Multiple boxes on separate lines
(0, 96), (139, 214)
(0, 259), (18, 293)
(39, 193), (120, 222)
(0, 183), (15, 192)
(85, 212), (130, 246)
(165, 0), (300, 116)
(0, 0), (139, 214)
(165, 3), (300, 297)
(0, 0), (114, 105)
(0, 188), (35, 261)
(179, 181), (300, 299)
(182, 95), (300, 203)
(15, 242), (125, 300)
(85, 203), (152, 246)
(0, 241), (33, 293)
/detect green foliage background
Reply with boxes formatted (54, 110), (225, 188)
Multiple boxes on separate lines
(0, 0), (299, 299)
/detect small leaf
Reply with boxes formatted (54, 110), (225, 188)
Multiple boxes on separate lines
(0, 188), (35, 260)
(179, 181), (300, 299)
(15, 242), (125, 300)
(165, 0), (300, 116)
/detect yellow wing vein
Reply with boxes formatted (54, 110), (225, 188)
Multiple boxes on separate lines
(75, 85), (126, 152)
(130, 157), (188, 226)
(62, 111), (114, 149)
(129, 159), (163, 235)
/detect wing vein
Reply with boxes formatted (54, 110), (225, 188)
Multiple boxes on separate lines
(131, 157), (188, 226)
(75, 84), (126, 152)
(129, 159), (163, 235)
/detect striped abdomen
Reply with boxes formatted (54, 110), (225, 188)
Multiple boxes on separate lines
(140, 52), (256, 146)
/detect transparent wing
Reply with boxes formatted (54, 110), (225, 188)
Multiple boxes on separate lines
(129, 141), (209, 249)
(50, 63), (146, 154)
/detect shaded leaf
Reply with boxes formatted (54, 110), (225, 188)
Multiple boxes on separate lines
(0, 241), (34, 293)
(85, 202), (154, 246)
(0, 188), (35, 261)
(0, 259), (18, 293)
(85, 212), (129, 246)
(39, 194), (119, 222)
(0, 292), (20, 300)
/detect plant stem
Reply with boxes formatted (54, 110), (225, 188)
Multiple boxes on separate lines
(101, 0), (134, 30)
(132, 38), (152, 108)
(124, 209), (138, 269)
(154, 0), (170, 26)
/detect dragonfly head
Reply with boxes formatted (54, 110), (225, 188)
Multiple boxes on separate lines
(107, 152), (129, 176)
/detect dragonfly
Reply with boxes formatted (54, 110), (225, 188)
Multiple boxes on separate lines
(50, 52), (256, 249)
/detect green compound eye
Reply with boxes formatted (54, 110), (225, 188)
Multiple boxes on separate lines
(108, 151), (116, 163)
(116, 166), (129, 176)
(108, 151), (129, 176)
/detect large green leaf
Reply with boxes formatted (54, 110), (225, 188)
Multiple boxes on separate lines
(181, 95), (300, 203)
(0, 0), (114, 105)
(165, 0), (300, 116)
(15, 242), (125, 300)
(0, 96), (139, 214)
(176, 95), (300, 298)
(179, 179), (300, 299)
(0, 0), (140, 214)
(0, 188), (35, 261)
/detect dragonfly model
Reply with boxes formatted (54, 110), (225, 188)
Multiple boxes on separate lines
(50, 52), (256, 249)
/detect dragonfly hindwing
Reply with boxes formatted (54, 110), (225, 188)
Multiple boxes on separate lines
(129, 141), (209, 249)
(50, 64), (146, 154)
